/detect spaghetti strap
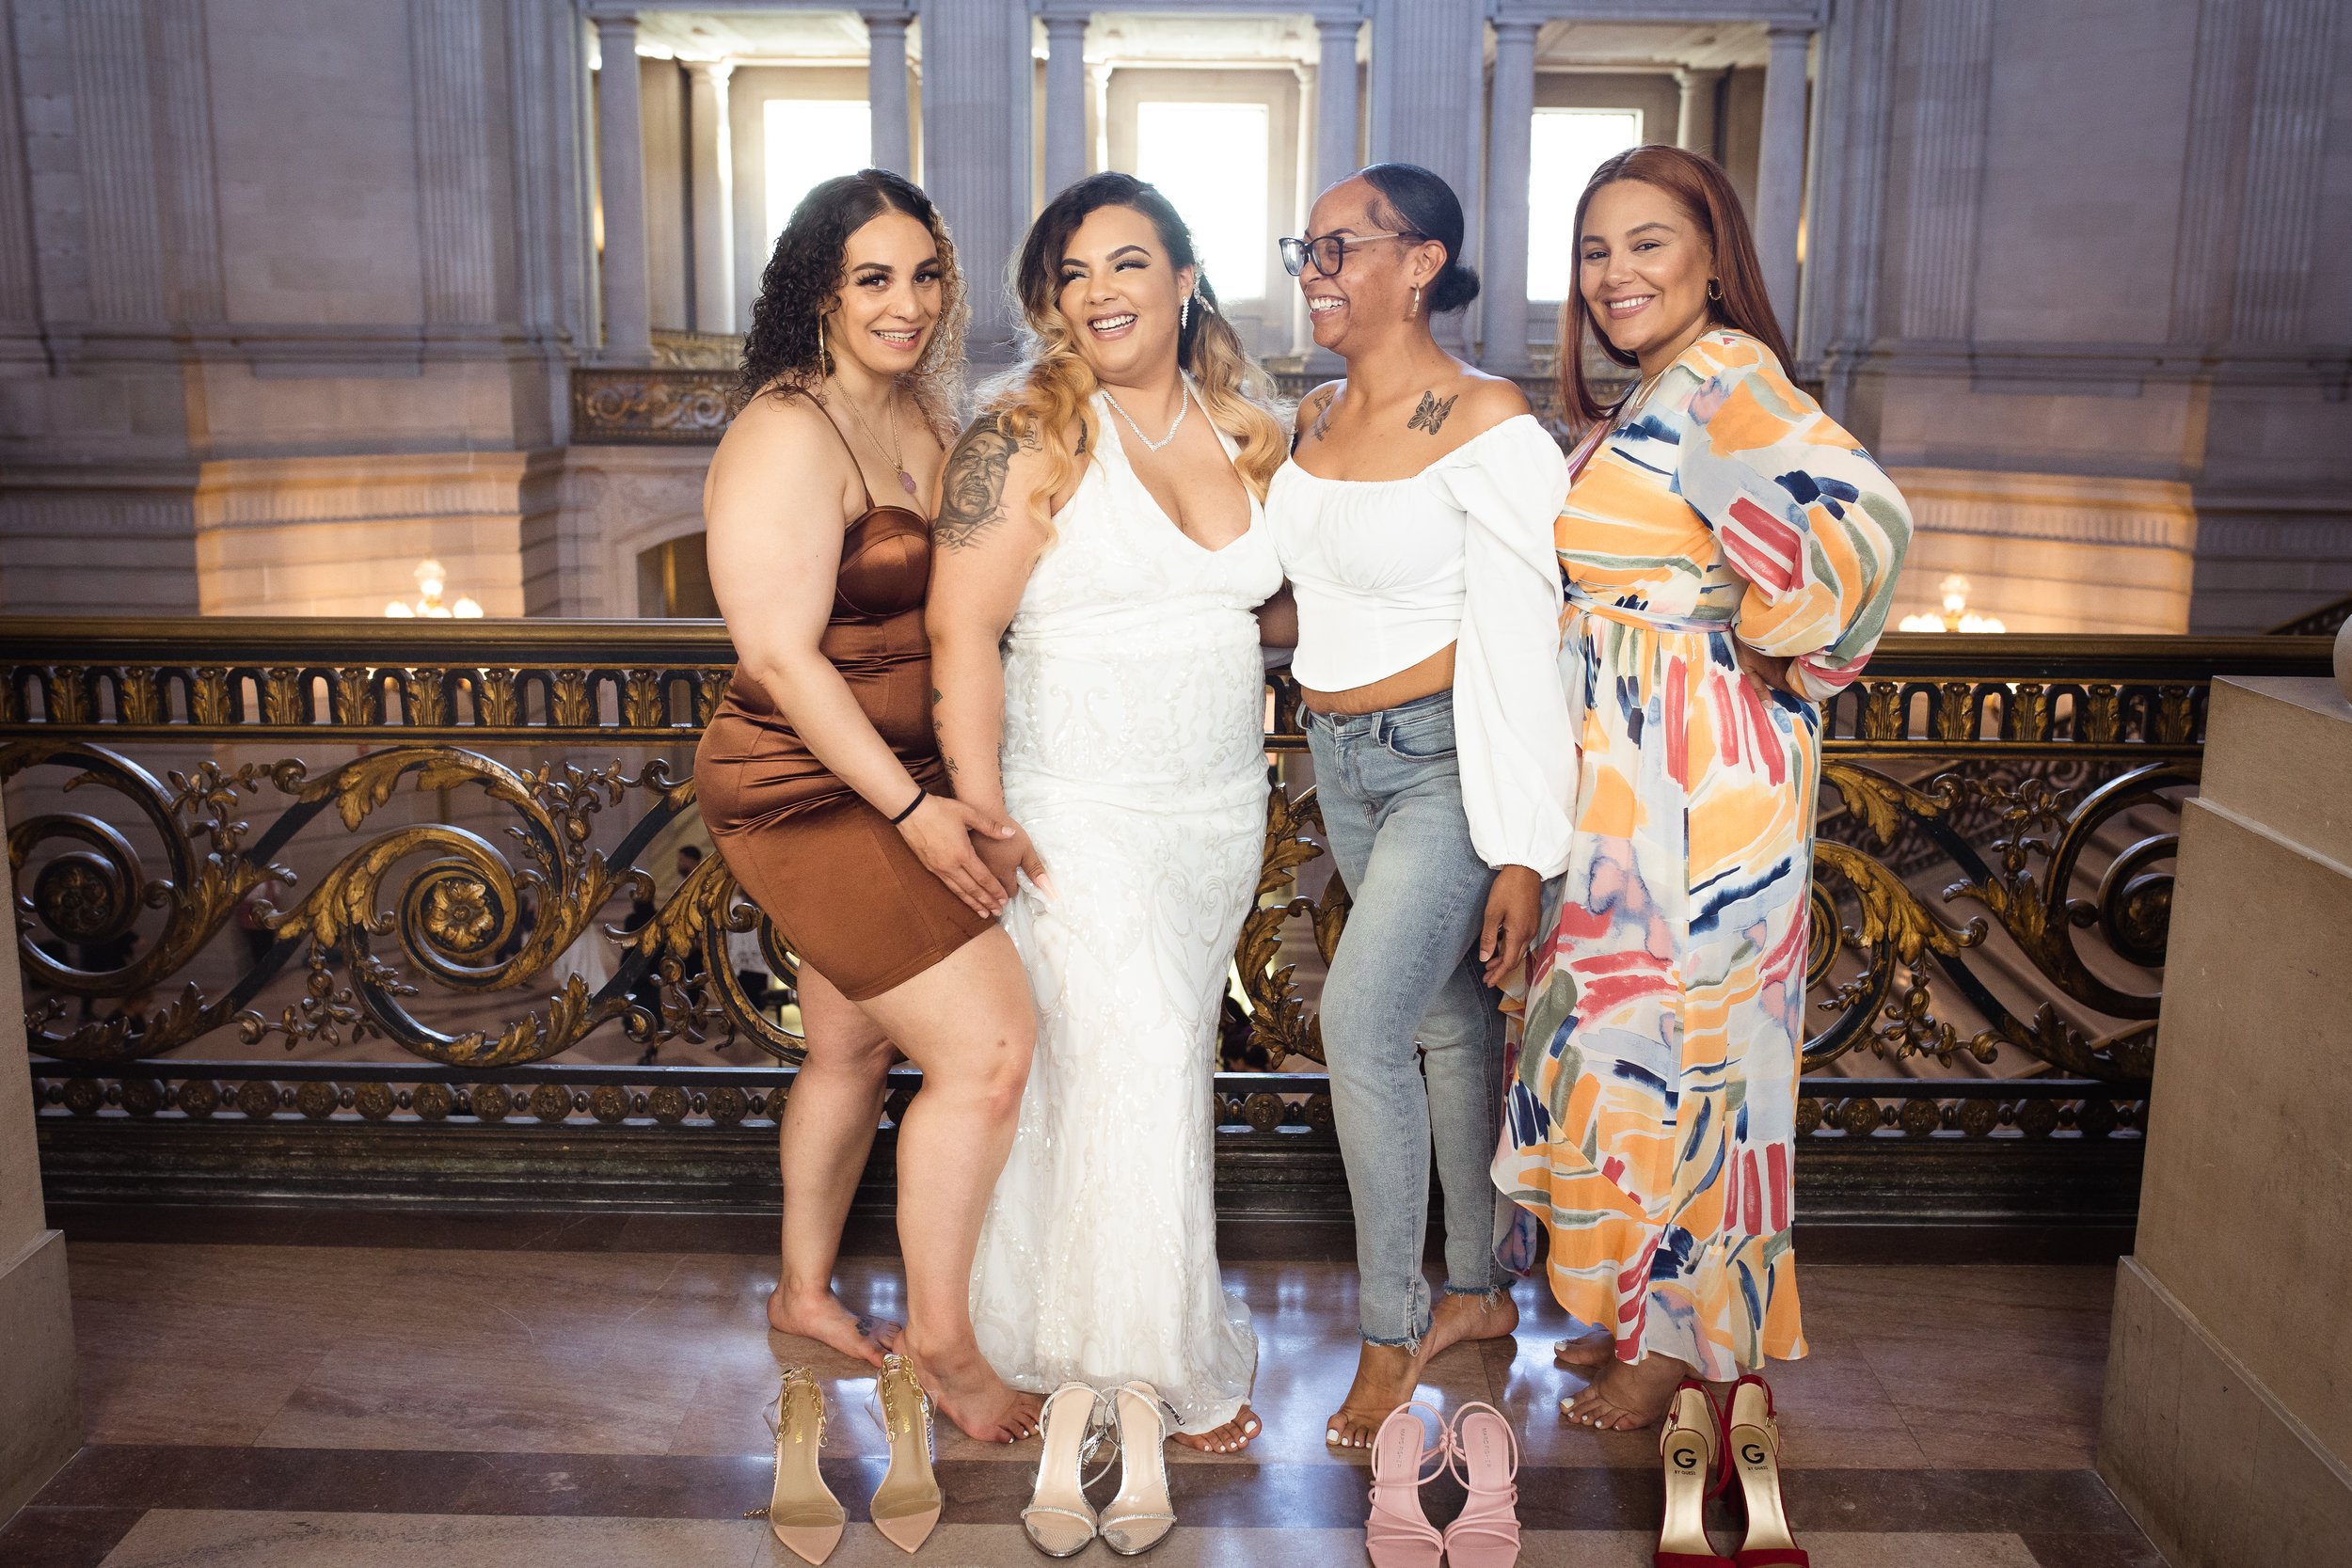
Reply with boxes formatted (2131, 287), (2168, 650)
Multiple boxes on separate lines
(817, 397), (877, 514)
(775, 385), (877, 514)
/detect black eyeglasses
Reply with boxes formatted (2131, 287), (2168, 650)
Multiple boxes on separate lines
(1279, 229), (1427, 278)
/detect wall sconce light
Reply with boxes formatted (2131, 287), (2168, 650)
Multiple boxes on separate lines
(1899, 573), (2006, 634)
(385, 559), (484, 619)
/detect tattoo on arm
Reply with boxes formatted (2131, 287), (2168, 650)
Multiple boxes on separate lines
(933, 420), (1019, 549)
(1407, 390), (1459, 435)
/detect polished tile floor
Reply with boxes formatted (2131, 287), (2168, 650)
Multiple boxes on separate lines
(2, 1227), (2167, 1567)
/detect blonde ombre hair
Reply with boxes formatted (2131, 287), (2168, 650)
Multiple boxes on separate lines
(979, 173), (1287, 536)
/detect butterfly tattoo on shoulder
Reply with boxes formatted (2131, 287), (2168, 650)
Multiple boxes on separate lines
(1407, 390), (1458, 435)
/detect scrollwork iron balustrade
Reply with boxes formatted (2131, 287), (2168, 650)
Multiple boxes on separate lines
(0, 619), (2332, 1096)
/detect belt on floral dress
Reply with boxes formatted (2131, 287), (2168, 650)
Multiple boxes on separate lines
(1563, 584), (1736, 637)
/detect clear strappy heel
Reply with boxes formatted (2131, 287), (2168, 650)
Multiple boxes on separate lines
(1023, 1382), (1109, 1558)
(1100, 1381), (1178, 1556)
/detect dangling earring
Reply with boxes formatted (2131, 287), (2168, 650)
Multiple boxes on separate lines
(1707, 277), (1723, 303)
(1181, 293), (1191, 331)
(1409, 284), (1422, 319)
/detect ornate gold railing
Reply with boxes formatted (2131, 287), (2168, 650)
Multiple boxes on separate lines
(2, 619), (2333, 1137)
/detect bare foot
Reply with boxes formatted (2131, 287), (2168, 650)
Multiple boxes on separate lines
(897, 1336), (1042, 1444)
(767, 1286), (899, 1369)
(1418, 1290), (1519, 1366)
(1561, 1352), (1692, 1432)
(1172, 1404), (1261, 1455)
(1327, 1341), (1419, 1450)
(1552, 1328), (1613, 1370)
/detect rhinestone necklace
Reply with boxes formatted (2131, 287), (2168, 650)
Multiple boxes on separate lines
(1102, 381), (1192, 453)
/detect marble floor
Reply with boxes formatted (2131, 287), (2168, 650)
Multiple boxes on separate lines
(1, 1222), (2165, 1568)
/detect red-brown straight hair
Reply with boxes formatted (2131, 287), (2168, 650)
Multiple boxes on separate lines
(1556, 144), (1793, 427)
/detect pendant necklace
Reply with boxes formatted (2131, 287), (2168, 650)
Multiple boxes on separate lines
(1102, 381), (1192, 452)
(837, 380), (918, 497)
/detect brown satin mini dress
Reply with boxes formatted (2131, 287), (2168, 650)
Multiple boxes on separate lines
(694, 404), (991, 1002)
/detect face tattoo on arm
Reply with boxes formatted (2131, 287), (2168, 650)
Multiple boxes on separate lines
(934, 420), (1021, 550)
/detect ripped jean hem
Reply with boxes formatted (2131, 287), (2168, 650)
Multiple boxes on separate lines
(1361, 1328), (1426, 1352)
(1440, 1282), (1512, 1303)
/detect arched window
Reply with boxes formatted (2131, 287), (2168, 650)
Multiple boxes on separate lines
(637, 534), (720, 618)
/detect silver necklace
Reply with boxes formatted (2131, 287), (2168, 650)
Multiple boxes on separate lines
(1102, 382), (1192, 452)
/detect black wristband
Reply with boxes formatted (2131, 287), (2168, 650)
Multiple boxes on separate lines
(888, 788), (927, 827)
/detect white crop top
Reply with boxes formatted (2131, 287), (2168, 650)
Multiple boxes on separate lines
(1265, 414), (1579, 877)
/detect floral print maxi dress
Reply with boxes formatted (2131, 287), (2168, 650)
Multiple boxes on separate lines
(1496, 330), (1912, 1378)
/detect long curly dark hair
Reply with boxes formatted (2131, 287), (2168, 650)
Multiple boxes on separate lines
(738, 168), (967, 441)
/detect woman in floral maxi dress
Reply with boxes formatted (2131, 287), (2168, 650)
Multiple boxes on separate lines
(1496, 146), (1912, 1429)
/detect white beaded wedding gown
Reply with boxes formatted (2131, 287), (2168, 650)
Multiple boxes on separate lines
(968, 388), (1279, 1434)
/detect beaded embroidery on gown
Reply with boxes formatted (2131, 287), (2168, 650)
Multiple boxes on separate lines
(968, 388), (1279, 1434)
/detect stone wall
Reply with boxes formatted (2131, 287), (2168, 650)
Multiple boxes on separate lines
(0, 0), (2344, 629)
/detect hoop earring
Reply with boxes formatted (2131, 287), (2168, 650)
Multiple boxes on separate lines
(1707, 277), (1723, 303)
(1409, 284), (1422, 319)
(818, 327), (834, 378)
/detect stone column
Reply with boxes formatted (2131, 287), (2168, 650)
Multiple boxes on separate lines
(0, 787), (79, 1519)
(865, 10), (914, 178)
(1311, 8), (1362, 201)
(1482, 19), (1538, 374)
(685, 61), (734, 333)
(1369, 0), (1482, 351)
(1895, 0), (1992, 344)
(1753, 25), (1810, 334)
(414, 0), (500, 326)
(918, 0), (1031, 360)
(1675, 66), (1724, 157)
(1042, 11), (1089, 199)
(594, 12), (651, 357)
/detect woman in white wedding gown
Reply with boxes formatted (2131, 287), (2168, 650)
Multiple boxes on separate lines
(928, 173), (1293, 1452)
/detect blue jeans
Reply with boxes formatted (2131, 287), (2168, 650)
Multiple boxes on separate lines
(1304, 690), (1511, 1346)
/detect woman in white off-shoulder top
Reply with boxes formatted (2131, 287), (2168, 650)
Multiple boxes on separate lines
(1264, 163), (1577, 1449)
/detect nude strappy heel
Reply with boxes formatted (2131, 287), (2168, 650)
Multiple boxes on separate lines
(1442, 1401), (1522, 1567)
(1364, 1402), (1449, 1568)
(1656, 1380), (1732, 1568)
(869, 1354), (943, 1554)
(1724, 1375), (1808, 1567)
(1099, 1381), (1178, 1557)
(1023, 1382), (1107, 1558)
(761, 1367), (846, 1565)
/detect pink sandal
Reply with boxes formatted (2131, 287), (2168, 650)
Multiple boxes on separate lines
(1365, 1401), (1450, 1568)
(1442, 1401), (1521, 1567)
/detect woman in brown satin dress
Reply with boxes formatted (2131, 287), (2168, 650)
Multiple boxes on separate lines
(695, 169), (1041, 1444)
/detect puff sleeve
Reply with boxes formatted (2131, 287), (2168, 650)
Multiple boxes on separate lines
(1675, 353), (1913, 704)
(1437, 416), (1578, 879)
